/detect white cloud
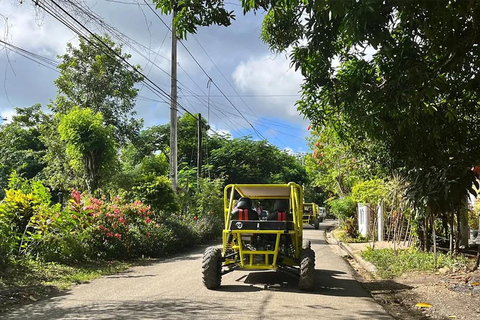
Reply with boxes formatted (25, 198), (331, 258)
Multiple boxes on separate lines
(232, 52), (303, 120)
(0, 107), (16, 124)
(1, 2), (78, 57)
(208, 124), (231, 138)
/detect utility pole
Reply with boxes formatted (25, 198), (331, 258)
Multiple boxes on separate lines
(170, 11), (178, 191)
(197, 113), (203, 183)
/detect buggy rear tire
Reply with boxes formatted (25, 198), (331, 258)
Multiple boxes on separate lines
(202, 247), (222, 289)
(299, 248), (315, 291)
(314, 217), (320, 230)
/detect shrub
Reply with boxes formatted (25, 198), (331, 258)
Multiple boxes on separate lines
(131, 175), (179, 213)
(361, 247), (468, 278)
(327, 196), (357, 221)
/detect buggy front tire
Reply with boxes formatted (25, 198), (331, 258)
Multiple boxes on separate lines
(202, 247), (222, 289)
(299, 248), (315, 291)
(314, 217), (320, 230)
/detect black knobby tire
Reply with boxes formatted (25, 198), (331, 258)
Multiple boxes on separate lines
(202, 246), (222, 289)
(314, 217), (320, 230)
(298, 248), (315, 291)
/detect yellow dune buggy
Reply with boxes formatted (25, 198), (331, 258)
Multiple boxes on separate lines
(202, 182), (315, 291)
(303, 202), (322, 229)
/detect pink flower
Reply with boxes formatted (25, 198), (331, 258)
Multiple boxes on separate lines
(307, 124), (311, 130)
(193, 216), (198, 221)
(106, 232), (113, 237)
(114, 233), (122, 239)
(146, 232), (150, 239)
(71, 189), (81, 204)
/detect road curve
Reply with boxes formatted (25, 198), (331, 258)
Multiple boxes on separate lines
(3, 220), (391, 319)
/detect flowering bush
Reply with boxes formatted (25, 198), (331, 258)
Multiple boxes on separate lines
(1, 177), (225, 265)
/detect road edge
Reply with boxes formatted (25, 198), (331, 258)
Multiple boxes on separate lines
(324, 225), (378, 274)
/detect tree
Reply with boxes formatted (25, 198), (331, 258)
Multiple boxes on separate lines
(305, 127), (368, 197)
(53, 34), (143, 144)
(134, 114), (209, 169)
(209, 136), (307, 185)
(152, 0), (234, 39)
(58, 107), (117, 192)
(0, 104), (49, 197)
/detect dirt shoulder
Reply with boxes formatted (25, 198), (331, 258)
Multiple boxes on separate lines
(327, 232), (480, 319)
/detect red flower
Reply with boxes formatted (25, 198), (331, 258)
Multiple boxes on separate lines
(145, 218), (151, 224)
(106, 232), (113, 238)
(307, 124), (311, 130)
(146, 232), (151, 239)
(193, 216), (198, 221)
(71, 189), (81, 204)
(114, 233), (122, 239)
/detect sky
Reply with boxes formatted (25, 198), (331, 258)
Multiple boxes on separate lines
(0, 0), (311, 154)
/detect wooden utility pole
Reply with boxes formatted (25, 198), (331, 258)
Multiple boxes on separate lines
(197, 113), (203, 182)
(170, 11), (178, 191)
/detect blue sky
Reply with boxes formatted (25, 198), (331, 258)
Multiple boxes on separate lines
(0, 0), (311, 153)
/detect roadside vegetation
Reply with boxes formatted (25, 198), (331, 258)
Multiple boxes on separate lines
(4, 1), (480, 306)
(155, 0), (480, 273)
(361, 248), (469, 279)
(0, 34), (308, 296)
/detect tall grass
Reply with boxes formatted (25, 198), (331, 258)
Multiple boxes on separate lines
(361, 248), (468, 278)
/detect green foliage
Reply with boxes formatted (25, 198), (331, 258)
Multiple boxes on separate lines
(209, 136), (307, 185)
(153, 0), (235, 39)
(351, 179), (387, 206)
(131, 175), (179, 213)
(0, 104), (49, 198)
(305, 127), (369, 196)
(135, 114), (208, 168)
(361, 248), (468, 279)
(336, 227), (367, 243)
(0, 189), (43, 264)
(0, 258), (130, 292)
(58, 107), (117, 192)
(468, 208), (479, 230)
(326, 196), (356, 221)
(53, 34), (143, 144)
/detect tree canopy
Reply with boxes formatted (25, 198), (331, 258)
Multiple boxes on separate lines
(153, 0), (480, 212)
(53, 34), (144, 144)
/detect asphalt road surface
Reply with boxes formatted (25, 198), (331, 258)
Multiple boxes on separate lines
(3, 220), (391, 319)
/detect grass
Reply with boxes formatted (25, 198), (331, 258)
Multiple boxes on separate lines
(361, 247), (469, 278)
(0, 258), (132, 289)
(334, 229), (369, 243)
(0, 258), (134, 313)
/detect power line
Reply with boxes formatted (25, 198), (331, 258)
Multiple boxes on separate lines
(60, 0), (249, 137)
(63, 0), (294, 141)
(191, 35), (288, 147)
(142, 0), (267, 141)
(35, 0), (197, 119)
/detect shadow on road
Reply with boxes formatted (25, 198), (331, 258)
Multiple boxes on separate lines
(3, 298), (254, 320)
(217, 268), (395, 299)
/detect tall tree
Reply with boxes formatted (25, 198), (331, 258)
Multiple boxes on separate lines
(209, 136), (307, 185)
(58, 107), (117, 192)
(157, 0), (480, 215)
(0, 104), (49, 197)
(53, 34), (143, 144)
(135, 113), (209, 168)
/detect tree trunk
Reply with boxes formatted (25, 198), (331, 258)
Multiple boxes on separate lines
(449, 212), (454, 255)
(432, 214), (437, 269)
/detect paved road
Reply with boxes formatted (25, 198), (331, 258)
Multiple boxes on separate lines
(3, 220), (391, 319)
